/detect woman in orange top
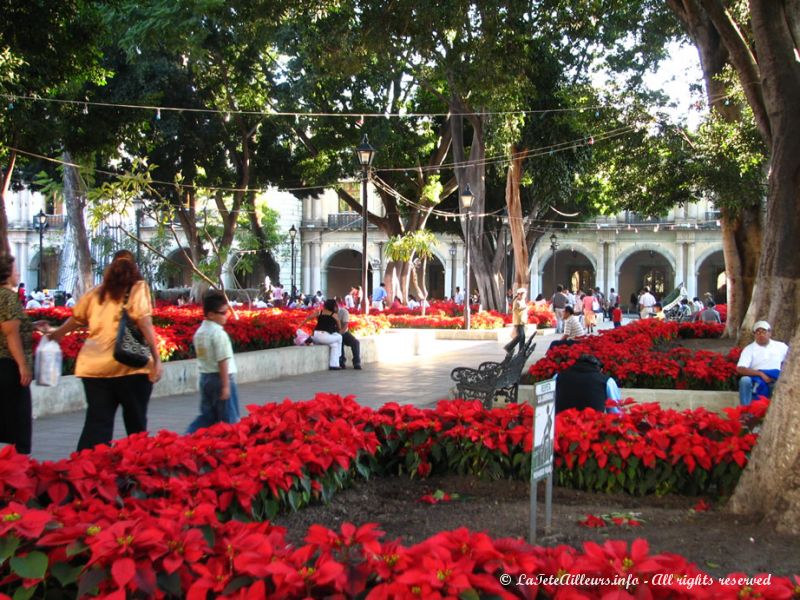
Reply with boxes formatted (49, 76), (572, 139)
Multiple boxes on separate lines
(49, 250), (163, 451)
(582, 290), (597, 334)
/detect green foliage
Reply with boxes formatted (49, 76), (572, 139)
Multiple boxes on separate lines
(385, 230), (438, 263)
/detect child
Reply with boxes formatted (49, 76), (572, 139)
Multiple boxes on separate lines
(611, 302), (622, 328)
(187, 292), (240, 433)
(653, 303), (666, 320)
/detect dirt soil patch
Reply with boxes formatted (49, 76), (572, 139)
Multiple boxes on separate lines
(672, 336), (737, 355)
(273, 474), (800, 577)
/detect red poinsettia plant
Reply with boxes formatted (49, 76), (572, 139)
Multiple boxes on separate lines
(0, 393), (785, 598)
(528, 319), (738, 391)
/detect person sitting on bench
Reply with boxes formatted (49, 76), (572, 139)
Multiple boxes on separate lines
(737, 320), (789, 405)
(549, 306), (585, 349)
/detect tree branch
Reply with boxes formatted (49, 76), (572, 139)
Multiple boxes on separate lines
(699, 0), (771, 145)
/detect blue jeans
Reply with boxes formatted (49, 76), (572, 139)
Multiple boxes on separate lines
(739, 370), (780, 406)
(187, 373), (240, 433)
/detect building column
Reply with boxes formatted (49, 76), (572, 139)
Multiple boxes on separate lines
(595, 242), (605, 294)
(607, 242), (617, 294)
(675, 242), (685, 288)
(302, 197), (312, 222)
(530, 243), (540, 298)
(448, 244), (458, 298)
(686, 242), (697, 298)
(302, 242), (311, 293)
(310, 196), (321, 223)
(310, 241), (321, 293)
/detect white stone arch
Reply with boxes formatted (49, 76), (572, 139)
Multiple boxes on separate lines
(425, 246), (448, 272)
(321, 243), (375, 270)
(534, 242), (598, 273)
(614, 243), (676, 274)
(694, 245), (725, 275)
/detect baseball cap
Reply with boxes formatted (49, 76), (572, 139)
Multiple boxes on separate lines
(753, 320), (771, 332)
(516, 287), (527, 294)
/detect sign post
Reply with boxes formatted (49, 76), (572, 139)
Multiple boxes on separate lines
(530, 378), (556, 543)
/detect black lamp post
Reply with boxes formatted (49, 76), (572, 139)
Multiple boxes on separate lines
(355, 134), (376, 314)
(461, 184), (474, 330)
(550, 233), (559, 296)
(289, 224), (297, 301)
(34, 210), (48, 289)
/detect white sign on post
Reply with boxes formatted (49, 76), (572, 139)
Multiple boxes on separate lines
(532, 379), (555, 481)
(530, 377), (556, 543)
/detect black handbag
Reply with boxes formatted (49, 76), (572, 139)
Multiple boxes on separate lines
(113, 289), (151, 368)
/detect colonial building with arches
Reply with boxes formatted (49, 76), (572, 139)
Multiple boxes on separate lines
(299, 190), (726, 305)
(6, 186), (724, 307)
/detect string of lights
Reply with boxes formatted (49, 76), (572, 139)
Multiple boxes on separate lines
(3, 92), (617, 120)
(6, 119), (638, 201)
(8, 144), (721, 230)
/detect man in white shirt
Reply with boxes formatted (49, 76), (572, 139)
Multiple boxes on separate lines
(344, 288), (356, 309)
(25, 297), (42, 309)
(606, 288), (618, 321)
(453, 286), (464, 305)
(639, 287), (656, 319)
(737, 320), (789, 405)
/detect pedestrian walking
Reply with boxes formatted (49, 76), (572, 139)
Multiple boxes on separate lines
(186, 292), (240, 433)
(48, 250), (163, 451)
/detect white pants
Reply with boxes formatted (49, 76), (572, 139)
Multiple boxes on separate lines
(371, 301), (384, 311)
(313, 331), (343, 367)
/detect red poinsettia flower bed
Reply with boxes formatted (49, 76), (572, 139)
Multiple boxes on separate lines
(528, 320), (739, 390)
(27, 306), (390, 374)
(376, 300), (555, 329)
(0, 394), (784, 597)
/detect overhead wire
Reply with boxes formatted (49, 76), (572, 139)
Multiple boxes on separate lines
(2, 92), (613, 119)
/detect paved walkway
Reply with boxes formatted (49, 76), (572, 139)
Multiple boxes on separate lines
(30, 333), (555, 462)
(30, 318), (625, 462)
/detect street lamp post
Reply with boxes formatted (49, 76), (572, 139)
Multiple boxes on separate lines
(355, 134), (376, 314)
(550, 233), (559, 296)
(461, 184), (474, 330)
(34, 210), (48, 290)
(289, 224), (297, 302)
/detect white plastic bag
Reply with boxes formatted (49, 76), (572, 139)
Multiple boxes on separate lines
(294, 329), (311, 346)
(35, 337), (62, 387)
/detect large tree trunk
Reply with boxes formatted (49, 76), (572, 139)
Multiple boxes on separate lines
(450, 102), (504, 311)
(505, 147), (529, 289)
(720, 204), (761, 338)
(244, 191), (279, 283)
(727, 0), (800, 533)
(383, 260), (408, 304)
(668, 0), (763, 337)
(61, 153), (94, 297)
(0, 150), (17, 257)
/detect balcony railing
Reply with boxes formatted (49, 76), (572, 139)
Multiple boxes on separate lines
(328, 212), (371, 230)
(43, 215), (66, 229)
(622, 212), (665, 225)
(9, 214), (67, 230)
